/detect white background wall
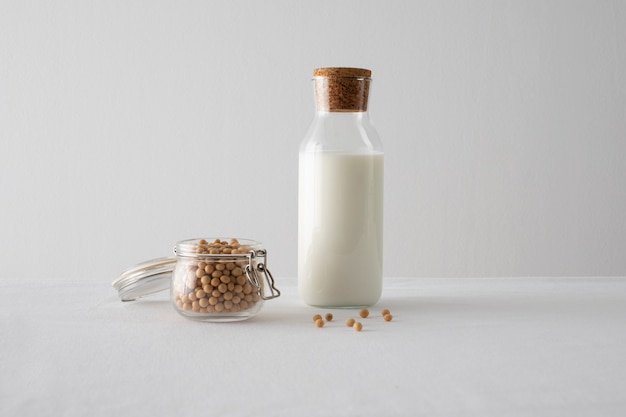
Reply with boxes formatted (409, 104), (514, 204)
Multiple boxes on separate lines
(1, 0), (625, 281)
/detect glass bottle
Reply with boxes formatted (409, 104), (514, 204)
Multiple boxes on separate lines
(298, 67), (384, 307)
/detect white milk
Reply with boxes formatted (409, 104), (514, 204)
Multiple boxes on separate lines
(298, 151), (383, 307)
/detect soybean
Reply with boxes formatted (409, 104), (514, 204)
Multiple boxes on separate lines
(359, 308), (369, 318)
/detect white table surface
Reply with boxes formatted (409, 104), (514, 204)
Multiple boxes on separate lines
(1, 276), (625, 416)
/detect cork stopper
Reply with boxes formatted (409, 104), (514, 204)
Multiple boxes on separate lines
(313, 67), (372, 112)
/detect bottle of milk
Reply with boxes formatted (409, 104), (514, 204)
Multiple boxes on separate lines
(298, 67), (383, 307)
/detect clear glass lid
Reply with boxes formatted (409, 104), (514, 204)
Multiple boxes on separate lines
(112, 257), (176, 301)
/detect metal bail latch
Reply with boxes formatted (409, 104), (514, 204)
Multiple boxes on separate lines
(245, 249), (281, 300)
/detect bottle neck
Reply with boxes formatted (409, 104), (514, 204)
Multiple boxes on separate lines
(313, 110), (371, 122)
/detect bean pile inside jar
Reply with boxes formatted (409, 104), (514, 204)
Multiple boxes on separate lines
(173, 238), (261, 314)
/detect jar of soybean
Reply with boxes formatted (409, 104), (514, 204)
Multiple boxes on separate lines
(113, 237), (281, 322)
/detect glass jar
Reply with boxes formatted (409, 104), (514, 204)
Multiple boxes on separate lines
(298, 67), (384, 308)
(113, 237), (280, 322)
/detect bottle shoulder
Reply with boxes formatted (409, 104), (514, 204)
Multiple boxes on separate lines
(300, 112), (383, 153)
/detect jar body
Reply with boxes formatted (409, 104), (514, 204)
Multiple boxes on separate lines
(298, 111), (384, 307)
(171, 238), (264, 322)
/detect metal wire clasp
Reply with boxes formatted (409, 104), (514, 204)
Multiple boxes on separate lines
(245, 249), (281, 300)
